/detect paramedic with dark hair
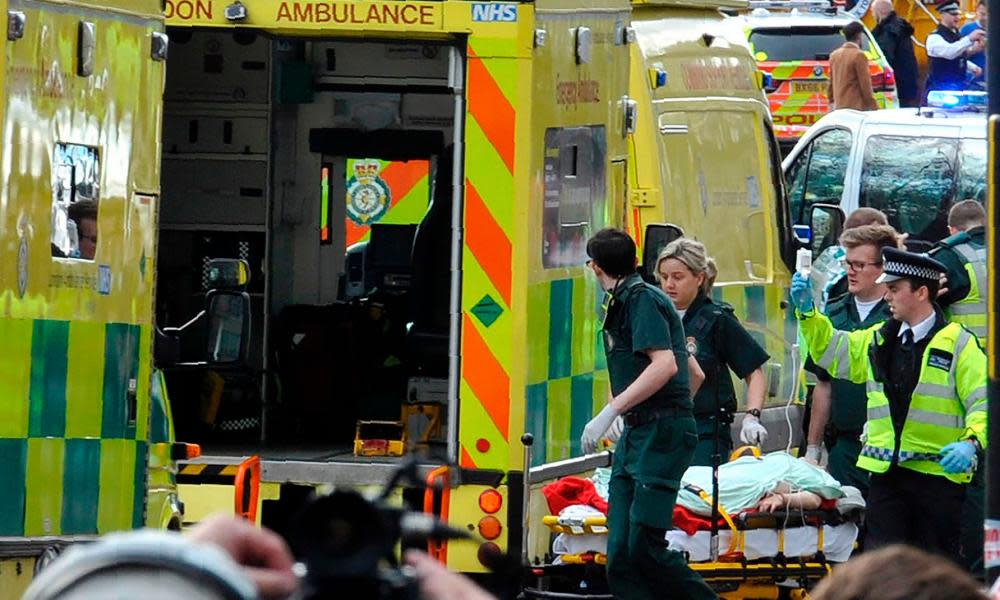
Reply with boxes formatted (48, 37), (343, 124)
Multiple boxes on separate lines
(581, 228), (716, 600)
(790, 247), (987, 562)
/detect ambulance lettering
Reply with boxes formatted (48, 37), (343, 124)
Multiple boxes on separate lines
(275, 2), (438, 26)
(165, 0), (213, 20)
(471, 3), (518, 22)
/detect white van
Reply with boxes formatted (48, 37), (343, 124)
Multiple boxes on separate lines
(782, 106), (986, 250)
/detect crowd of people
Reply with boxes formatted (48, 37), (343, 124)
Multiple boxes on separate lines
(828, 0), (987, 111)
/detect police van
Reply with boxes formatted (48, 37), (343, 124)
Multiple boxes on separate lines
(783, 95), (987, 253)
(730, 1), (899, 150)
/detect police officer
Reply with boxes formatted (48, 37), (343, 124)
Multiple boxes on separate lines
(655, 238), (770, 466)
(790, 248), (987, 561)
(804, 225), (900, 495)
(926, 0), (985, 93)
(930, 199), (987, 575)
(581, 228), (716, 600)
(933, 199), (987, 343)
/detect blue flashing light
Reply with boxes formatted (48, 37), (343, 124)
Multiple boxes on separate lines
(656, 70), (667, 87)
(926, 90), (988, 112)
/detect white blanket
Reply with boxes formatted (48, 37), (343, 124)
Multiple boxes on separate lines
(552, 523), (857, 563)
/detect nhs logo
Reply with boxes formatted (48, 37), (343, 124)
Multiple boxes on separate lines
(472, 3), (518, 22)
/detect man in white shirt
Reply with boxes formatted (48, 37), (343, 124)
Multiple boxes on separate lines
(926, 0), (985, 92)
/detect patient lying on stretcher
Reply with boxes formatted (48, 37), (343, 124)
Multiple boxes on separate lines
(544, 450), (865, 563)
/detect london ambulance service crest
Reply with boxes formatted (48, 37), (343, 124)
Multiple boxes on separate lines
(346, 159), (391, 225)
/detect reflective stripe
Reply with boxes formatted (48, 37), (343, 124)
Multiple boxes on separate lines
(963, 386), (987, 412)
(951, 303), (987, 315)
(912, 382), (957, 400)
(907, 408), (962, 429)
(818, 333), (851, 378)
(954, 243), (986, 265)
(967, 404), (987, 415)
(866, 380), (884, 393)
(867, 404), (891, 421)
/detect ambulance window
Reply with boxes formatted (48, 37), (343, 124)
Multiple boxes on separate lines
(542, 126), (607, 269)
(792, 128), (851, 222)
(860, 135), (959, 241)
(51, 144), (100, 260)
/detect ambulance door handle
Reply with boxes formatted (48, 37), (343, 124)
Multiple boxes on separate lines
(744, 260), (766, 283)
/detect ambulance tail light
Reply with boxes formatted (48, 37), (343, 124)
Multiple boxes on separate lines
(478, 516), (503, 540)
(479, 489), (503, 514)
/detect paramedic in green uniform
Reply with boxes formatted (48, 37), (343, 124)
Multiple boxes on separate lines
(804, 225), (899, 494)
(581, 229), (716, 600)
(655, 239), (770, 466)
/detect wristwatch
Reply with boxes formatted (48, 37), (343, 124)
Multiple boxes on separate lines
(746, 408), (761, 419)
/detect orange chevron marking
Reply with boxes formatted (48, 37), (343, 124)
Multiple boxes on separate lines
(467, 49), (515, 174)
(462, 313), (510, 440)
(461, 446), (477, 468)
(465, 182), (512, 307)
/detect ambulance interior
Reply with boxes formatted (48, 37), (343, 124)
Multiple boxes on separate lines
(155, 29), (462, 461)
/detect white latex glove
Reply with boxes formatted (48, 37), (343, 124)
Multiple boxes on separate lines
(581, 404), (619, 454)
(860, 422), (868, 444)
(739, 414), (768, 446)
(803, 444), (823, 465)
(605, 416), (625, 445)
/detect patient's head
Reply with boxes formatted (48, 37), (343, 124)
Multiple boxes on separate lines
(729, 445), (762, 461)
(810, 545), (986, 600)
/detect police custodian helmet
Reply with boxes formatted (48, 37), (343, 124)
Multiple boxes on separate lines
(876, 247), (947, 285)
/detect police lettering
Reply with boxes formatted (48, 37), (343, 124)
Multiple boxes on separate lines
(276, 2), (437, 25)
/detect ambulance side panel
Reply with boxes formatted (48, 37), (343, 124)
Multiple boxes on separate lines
(0, 0), (164, 542)
(628, 8), (800, 436)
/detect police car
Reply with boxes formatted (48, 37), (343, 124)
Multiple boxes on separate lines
(730, 1), (899, 149)
(782, 91), (987, 251)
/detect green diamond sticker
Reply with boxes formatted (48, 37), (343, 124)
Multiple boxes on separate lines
(471, 294), (503, 328)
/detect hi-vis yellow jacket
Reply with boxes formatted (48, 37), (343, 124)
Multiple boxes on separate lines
(799, 310), (987, 484)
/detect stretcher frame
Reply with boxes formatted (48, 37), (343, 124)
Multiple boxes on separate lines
(523, 508), (853, 599)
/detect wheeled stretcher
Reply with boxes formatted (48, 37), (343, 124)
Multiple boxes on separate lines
(524, 495), (862, 599)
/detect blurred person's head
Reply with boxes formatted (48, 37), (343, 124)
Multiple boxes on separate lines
(586, 228), (636, 289)
(810, 544), (986, 600)
(947, 199), (986, 235)
(655, 238), (717, 311)
(843, 21), (865, 44)
(839, 225), (902, 301)
(976, 0), (987, 26)
(937, 0), (963, 28)
(67, 200), (98, 260)
(873, 0), (894, 21)
(844, 207), (889, 230)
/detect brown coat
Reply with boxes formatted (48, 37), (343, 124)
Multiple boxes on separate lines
(827, 42), (878, 111)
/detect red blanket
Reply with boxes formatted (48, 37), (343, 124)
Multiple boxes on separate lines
(542, 477), (609, 515)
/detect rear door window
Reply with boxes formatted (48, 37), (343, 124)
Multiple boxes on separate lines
(750, 26), (869, 61)
(859, 135), (959, 241)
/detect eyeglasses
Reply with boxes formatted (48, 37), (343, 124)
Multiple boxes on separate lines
(840, 259), (883, 272)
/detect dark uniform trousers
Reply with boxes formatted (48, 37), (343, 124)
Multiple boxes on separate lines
(607, 414), (717, 600)
(865, 466), (966, 562)
(864, 323), (966, 564)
